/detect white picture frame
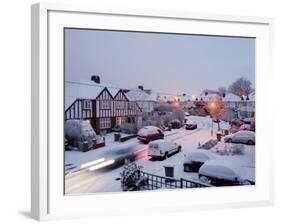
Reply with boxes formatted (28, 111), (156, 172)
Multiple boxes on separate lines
(31, 2), (274, 221)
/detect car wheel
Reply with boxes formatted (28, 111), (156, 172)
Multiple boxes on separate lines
(248, 140), (254, 145)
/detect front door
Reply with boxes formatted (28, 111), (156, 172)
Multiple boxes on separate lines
(116, 117), (121, 126)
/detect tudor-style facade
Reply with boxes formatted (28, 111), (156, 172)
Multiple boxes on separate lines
(65, 87), (142, 133)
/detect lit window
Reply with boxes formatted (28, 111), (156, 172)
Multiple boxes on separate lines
(116, 101), (125, 109)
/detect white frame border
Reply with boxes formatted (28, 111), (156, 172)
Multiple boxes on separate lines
(31, 2), (274, 221)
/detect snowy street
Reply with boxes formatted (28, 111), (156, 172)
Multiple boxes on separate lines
(65, 116), (255, 194)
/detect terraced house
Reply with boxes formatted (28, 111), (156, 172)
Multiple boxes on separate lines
(65, 79), (142, 133)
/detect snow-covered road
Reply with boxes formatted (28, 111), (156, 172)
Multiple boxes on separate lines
(65, 116), (255, 194)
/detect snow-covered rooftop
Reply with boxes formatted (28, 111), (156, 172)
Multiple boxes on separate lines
(178, 95), (193, 102)
(126, 88), (156, 102)
(200, 93), (221, 102)
(223, 93), (241, 102)
(65, 80), (120, 109)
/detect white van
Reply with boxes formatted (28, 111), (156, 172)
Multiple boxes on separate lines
(148, 139), (181, 160)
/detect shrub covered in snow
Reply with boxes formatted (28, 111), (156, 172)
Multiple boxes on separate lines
(120, 161), (146, 191)
(198, 139), (218, 150)
(65, 120), (96, 145)
(212, 143), (245, 155)
(143, 107), (184, 128)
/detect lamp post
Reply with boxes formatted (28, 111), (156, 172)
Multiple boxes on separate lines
(210, 102), (215, 136)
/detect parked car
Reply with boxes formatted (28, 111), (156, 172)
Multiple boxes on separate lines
(137, 126), (164, 143)
(148, 139), (181, 160)
(198, 159), (255, 186)
(224, 130), (255, 145)
(183, 150), (217, 172)
(239, 124), (251, 131)
(185, 120), (197, 130)
(242, 117), (255, 124)
(168, 119), (182, 129)
(184, 112), (190, 116)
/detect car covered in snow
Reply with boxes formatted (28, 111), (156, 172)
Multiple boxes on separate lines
(185, 120), (197, 130)
(198, 159), (255, 186)
(224, 130), (255, 145)
(137, 126), (164, 143)
(183, 150), (217, 172)
(168, 119), (182, 129)
(242, 117), (255, 124)
(148, 139), (181, 160)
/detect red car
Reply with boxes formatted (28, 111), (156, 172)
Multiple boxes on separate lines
(137, 126), (164, 144)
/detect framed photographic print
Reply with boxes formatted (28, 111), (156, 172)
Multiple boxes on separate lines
(31, 2), (274, 221)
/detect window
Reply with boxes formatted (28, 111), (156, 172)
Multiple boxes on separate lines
(100, 118), (111, 129)
(116, 101), (125, 109)
(100, 100), (111, 109)
(83, 100), (91, 110)
(128, 102), (134, 110)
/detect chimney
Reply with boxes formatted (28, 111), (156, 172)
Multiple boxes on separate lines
(138, 85), (144, 91)
(91, 75), (100, 84)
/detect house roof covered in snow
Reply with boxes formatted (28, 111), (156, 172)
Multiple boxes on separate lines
(222, 93), (242, 102)
(126, 88), (156, 102)
(200, 93), (222, 102)
(178, 95), (193, 102)
(241, 91), (255, 101)
(65, 80), (120, 109)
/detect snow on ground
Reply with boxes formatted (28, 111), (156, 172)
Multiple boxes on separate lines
(65, 116), (255, 194)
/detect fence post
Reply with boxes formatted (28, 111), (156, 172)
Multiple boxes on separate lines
(180, 178), (183, 188)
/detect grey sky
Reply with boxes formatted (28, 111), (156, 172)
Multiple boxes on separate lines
(65, 28), (255, 96)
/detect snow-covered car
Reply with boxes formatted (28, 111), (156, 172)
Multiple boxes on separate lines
(198, 159), (255, 186)
(242, 117), (255, 124)
(137, 126), (164, 143)
(168, 119), (182, 129)
(185, 120), (197, 130)
(148, 139), (181, 160)
(183, 150), (217, 172)
(184, 112), (190, 116)
(224, 130), (255, 145)
(239, 124), (251, 131)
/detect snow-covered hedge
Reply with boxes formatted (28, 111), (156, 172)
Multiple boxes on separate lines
(65, 120), (96, 144)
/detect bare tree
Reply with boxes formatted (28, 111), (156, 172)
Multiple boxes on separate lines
(228, 77), (253, 97)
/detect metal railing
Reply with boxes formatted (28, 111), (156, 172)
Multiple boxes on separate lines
(139, 171), (212, 190)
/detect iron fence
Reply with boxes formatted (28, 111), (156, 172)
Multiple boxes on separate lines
(139, 171), (211, 190)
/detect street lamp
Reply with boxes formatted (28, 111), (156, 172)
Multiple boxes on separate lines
(209, 102), (216, 136)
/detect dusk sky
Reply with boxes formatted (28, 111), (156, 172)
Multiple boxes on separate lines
(65, 28), (255, 96)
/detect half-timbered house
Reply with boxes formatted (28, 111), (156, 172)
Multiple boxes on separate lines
(65, 81), (142, 133)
